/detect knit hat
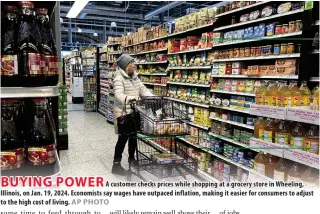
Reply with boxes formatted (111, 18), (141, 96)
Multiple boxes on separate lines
(116, 54), (134, 71)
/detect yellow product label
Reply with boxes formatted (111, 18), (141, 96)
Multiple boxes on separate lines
(258, 129), (264, 139)
(292, 96), (303, 106)
(28, 147), (46, 152)
(254, 162), (265, 175)
(265, 96), (276, 106)
(291, 137), (304, 149)
(302, 96), (310, 106)
(276, 96), (289, 107)
(255, 94), (264, 105)
(274, 170), (285, 181)
(275, 133), (289, 145)
(263, 130), (273, 142)
(303, 138), (319, 154)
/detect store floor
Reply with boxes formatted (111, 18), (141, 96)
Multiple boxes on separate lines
(60, 102), (200, 182)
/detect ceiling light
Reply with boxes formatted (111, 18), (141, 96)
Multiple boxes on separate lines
(93, 32), (98, 37)
(111, 22), (117, 27)
(77, 27), (82, 33)
(67, 0), (89, 18)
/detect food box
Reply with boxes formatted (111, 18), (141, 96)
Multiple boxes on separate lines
(151, 153), (185, 164)
(232, 68), (241, 75)
(232, 62), (242, 69)
(275, 59), (297, 68)
(259, 65), (268, 75)
(225, 68), (232, 75)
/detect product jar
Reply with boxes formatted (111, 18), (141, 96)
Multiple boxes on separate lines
(275, 25), (282, 35)
(255, 46), (261, 56)
(289, 21), (296, 33)
(287, 43), (295, 54)
(233, 48), (240, 58)
(250, 47), (256, 57)
(273, 44), (280, 55)
(245, 47), (251, 57)
(282, 24), (289, 34)
(266, 45), (273, 56)
(280, 43), (288, 54)
(239, 48), (245, 57)
(295, 20), (302, 31)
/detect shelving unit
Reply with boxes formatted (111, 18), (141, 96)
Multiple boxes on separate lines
(82, 52), (97, 112)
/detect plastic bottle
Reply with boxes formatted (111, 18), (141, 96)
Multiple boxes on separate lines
(254, 117), (265, 139)
(303, 125), (319, 154)
(276, 81), (291, 107)
(300, 167), (319, 188)
(311, 86), (319, 110)
(290, 122), (306, 150)
(263, 118), (277, 143)
(299, 81), (311, 106)
(290, 81), (303, 106)
(254, 152), (268, 175)
(275, 120), (291, 145)
(265, 154), (280, 179)
(273, 158), (289, 181)
(287, 162), (302, 182)
(255, 81), (267, 105)
(265, 82), (278, 106)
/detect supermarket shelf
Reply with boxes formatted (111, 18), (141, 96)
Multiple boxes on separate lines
(211, 74), (298, 79)
(214, 9), (304, 32)
(98, 109), (106, 115)
(167, 47), (212, 55)
(125, 35), (168, 48)
(142, 82), (167, 87)
(167, 81), (211, 88)
(129, 48), (168, 56)
(107, 42), (121, 46)
(312, 50), (320, 54)
(1, 86), (59, 98)
(166, 97), (210, 108)
(138, 73), (168, 76)
(187, 122), (210, 131)
(209, 132), (254, 150)
(100, 101), (109, 106)
(209, 116), (254, 130)
(135, 61), (168, 65)
(168, 66), (212, 70)
(215, 1), (269, 18)
(212, 31), (303, 47)
(310, 77), (319, 82)
(169, 22), (214, 37)
(100, 60), (109, 62)
(210, 89), (255, 97)
(212, 53), (300, 62)
(108, 51), (122, 55)
(210, 105), (250, 114)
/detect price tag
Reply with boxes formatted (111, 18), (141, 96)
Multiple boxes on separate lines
(286, 107), (320, 125)
(284, 149), (319, 169)
(249, 104), (286, 119)
(249, 138), (285, 157)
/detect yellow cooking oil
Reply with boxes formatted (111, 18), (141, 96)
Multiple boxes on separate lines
(265, 82), (278, 106)
(312, 85), (319, 110)
(277, 81), (291, 107)
(290, 81), (303, 107)
(299, 81), (311, 106)
(255, 81), (267, 105)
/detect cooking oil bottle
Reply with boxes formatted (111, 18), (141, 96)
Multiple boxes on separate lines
(275, 120), (291, 145)
(311, 85), (319, 110)
(254, 117), (265, 139)
(265, 81), (278, 106)
(254, 152), (268, 175)
(265, 154), (280, 179)
(301, 167), (319, 188)
(273, 158), (289, 181)
(299, 81), (311, 106)
(290, 81), (303, 106)
(263, 118), (277, 143)
(277, 81), (291, 107)
(303, 125), (319, 154)
(255, 81), (267, 105)
(287, 162), (302, 182)
(290, 122), (306, 150)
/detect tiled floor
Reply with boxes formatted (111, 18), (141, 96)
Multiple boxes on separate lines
(61, 97), (202, 182)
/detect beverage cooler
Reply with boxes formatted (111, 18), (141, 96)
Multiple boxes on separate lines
(1, 1), (63, 176)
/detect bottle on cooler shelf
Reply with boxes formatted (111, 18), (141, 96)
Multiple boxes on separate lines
(275, 120), (291, 145)
(254, 117), (265, 139)
(27, 98), (56, 175)
(290, 81), (303, 107)
(17, 1), (45, 87)
(35, 7), (58, 86)
(287, 162), (302, 182)
(1, 99), (24, 172)
(265, 82), (278, 106)
(273, 158), (289, 181)
(263, 118), (277, 143)
(276, 81), (291, 107)
(290, 122), (306, 150)
(299, 81), (311, 106)
(254, 152), (268, 175)
(303, 125), (319, 154)
(255, 81), (267, 105)
(265, 154), (280, 179)
(300, 167), (319, 188)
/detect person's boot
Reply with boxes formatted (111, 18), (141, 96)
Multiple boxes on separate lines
(128, 157), (137, 167)
(111, 162), (126, 176)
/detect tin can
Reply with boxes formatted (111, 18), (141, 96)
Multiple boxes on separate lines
(289, 21), (296, 33)
(244, 47), (250, 57)
(280, 43), (288, 54)
(233, 48), (239, 58)
(229, 49), (234, 58)
(261, 46), (267, 56)
(239, 48), (245, 57)
(255, 46), (261, 56)
(287, 43), (295, 54)
(282, 24), (289, 34)
(273, 44), (280, 55)
(250, 47), (255, 57)
(295, 20), (302, 31)
(266, 45), (272, 56)
(275, 25), (282, 35)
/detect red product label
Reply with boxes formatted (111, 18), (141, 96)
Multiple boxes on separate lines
(40, 54), (46, 75)
(48, 56), (58, 75)
(28, 144), (56, 165)
(1, 55), (18, 76)
(1, 148), (24, 170)
(28, 53), (41, 75)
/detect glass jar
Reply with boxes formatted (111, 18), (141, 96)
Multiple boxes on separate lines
(287, 43), (295, 54)
(261, 46), (267, 56)
(239, 48), (245, 57)
(245, 47), (251, 57)
(229, 49), (234, 58)
(282, 24), (289, 34)
(295, 20), (302, 31)
(289, 21), (296, 33)
(255, 46), (261, 56)
(275, 25), (282, 35)
(233, 48), (239, 58)
(266, 45), (272, 56)
(280, 43), (288, 54)
(250, 47), (256, 57)
(273, 44), (280, 55)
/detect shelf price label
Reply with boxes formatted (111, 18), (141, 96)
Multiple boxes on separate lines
(286, 107), (320, 125)
(284, 149), (319, 169)
(249, 104), (286, 119)
(249, 138), (285, 157)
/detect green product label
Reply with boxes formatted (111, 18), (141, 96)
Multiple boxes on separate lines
(305, 1), (313, 10)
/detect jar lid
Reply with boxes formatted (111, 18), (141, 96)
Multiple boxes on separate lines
(18, 1), (34, 7)
(4, 5), (19, 12)
(281, 43), (287, 45)
(35, 8), (48, 14)
(282, 24), (288, 26)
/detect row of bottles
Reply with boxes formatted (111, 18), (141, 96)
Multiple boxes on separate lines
(254, 117), (319, 154)
(1, 1), (58, 87)
(255, 81), (319, 110)
(254, 152), (319, 187)
(1, 98), (56, 175)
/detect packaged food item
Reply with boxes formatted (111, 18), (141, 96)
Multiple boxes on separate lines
(255, 46), (261, 56)
(290, 122), (306, 149)
(200, 52), (207, 65)
(168, 56), (175, 66)
(245, 80), (254, 93)
(180, 39), (187, 51)
(244, 47), (250, 57)
(233, 48), (240, 58)
(277, 2), (292, 14)
(188, 56), (195, 66)
(250, 47), (256, 57)
(231, 80), (238, 92)
(174, 70), (182, 81)
(237, 80), (246, 92)
(180, 88), (187, 100)
(182, 70), (188, 82)
(266, 23), (275, 36)
(303, 125), (319, 154)
(192, 70), (199, 83)
(187, 71), (193, 83)
(282, 24), (289, 34)
(182, 54), (187, 65)
(240, 14), (250, 22)
(289, 21), (296, 33)
(169, 71), (174, 80)
(275, 25), (282, 35)
(295, 20), (302, 31)
(273, 44), (280, 55)
(177, 87), (182, 98)
(177, 55), (183, 66)
(207, 52), (214, 65)
(249, 10), (260, 20)
(239, 48), (245, 57)
(191, 88), (198, 101)
(287, 43), (295, 54)
(186, 88), (192, 100)
(280, 43), (288, 54)
(199, 71), (207, 84)
(261, 5), (274, 17)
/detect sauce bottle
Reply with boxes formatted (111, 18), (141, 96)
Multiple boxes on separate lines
(255, 81), (267, 105)
(287, 162), (302, 182)
(275, 120), (291, 145)
(254, 152), (268, 175)
(299, 81), (311, 106)
(1, 5), (19, 87)
(300, 167), (319, 188)
(263, 118), (277, 143)
(254, 117), (265, 139)
(290, 122), (306, 150)
(276, 81), (291, 107)
(17, 1), (45, 87)
(303, 125), (319, 154)
(273, 158), (288, 181)
(265, 82), (278, 106)
(265, 154), (280, 179)
(290, 81), (303, 106)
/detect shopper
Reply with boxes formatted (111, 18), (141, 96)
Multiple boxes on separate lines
(112, 54), (153, 176)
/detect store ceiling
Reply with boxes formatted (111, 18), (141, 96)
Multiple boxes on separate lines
(60, 1), (220, 48)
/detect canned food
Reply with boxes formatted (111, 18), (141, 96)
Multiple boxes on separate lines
(233, 48), (240, 58)
(282, 24), (289, 34)
(261, 46), (267, 56)
(289, 21), (296, 33)
(266, 45), (272, 56)
(255, 46), (261, 56)
(245, 47), (251, 57)
(275, 25), (282, 35)
(287, 43), (295, 54)
(280, 43), (288, 54)
(239, 48), (245, 57)
(295, 20), (302, 31)
(250, 47), (255, 56)
(273, 44), (280, 55)
(229, 49), (234, 58)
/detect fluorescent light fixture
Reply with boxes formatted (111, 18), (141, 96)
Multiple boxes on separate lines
(93, 32), (98, 37)
(111, 22), (117, 27)
(66, 0), (89, 18)
(77, 27), (82, 33)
